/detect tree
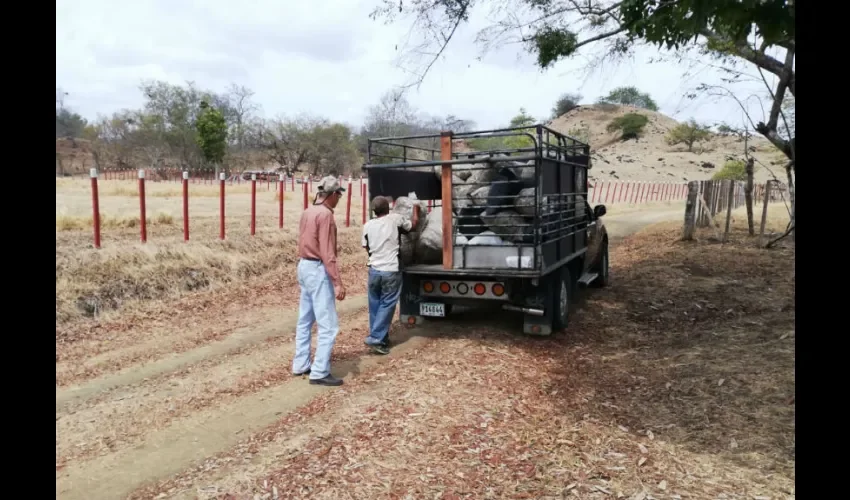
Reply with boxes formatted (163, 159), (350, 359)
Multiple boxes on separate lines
(225, 84), (259, 149)
(552, 93), (582, 118)
(597, 87), (658, 111)
(195, 101), (228, 170)
(666, 119), (711, 152)
(371, 0), (794, 161)
(509, 107), (536, 127)
(606, 113), (649, 141)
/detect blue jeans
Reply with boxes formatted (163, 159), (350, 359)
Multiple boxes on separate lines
(365, 268), (402, 346)
(292, 259), (340, 380)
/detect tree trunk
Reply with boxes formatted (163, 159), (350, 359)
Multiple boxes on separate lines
(786, 162), (795, 241)
(745, 157), (755, 235)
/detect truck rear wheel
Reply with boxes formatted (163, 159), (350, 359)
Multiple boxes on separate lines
(591, 241), (609, 288)
(552, 267), (572, 331)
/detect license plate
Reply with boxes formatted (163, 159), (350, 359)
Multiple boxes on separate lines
(419, 302), (445, 317)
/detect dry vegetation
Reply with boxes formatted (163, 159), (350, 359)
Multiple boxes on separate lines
(56, 177), (368, 328)
(121, 212), (794, 500)
(548, 105), (783, 184)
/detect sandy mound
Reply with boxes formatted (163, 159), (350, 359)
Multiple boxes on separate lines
(547, 104), (784, 183)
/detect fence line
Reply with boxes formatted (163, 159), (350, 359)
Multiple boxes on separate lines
(73, 170), (781, 248)
(682, 179), (786, 240)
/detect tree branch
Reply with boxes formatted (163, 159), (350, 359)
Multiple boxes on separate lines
(700, 29), (795, 97)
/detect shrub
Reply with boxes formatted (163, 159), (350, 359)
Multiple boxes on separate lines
(666, 119), (711, 152)
(712, 160), (757, 181)
(551, 93), (582, 118)
(597, 86), (659, 111)
(606, 113), (649, 140)
(567, 126), (591, 144)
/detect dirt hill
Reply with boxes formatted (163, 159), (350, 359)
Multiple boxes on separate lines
(546, 104), (784, 183)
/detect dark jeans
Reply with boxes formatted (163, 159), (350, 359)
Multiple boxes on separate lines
(364, 268), (402, 346)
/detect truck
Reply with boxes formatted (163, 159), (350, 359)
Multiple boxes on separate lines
(362, 125), (609, 335)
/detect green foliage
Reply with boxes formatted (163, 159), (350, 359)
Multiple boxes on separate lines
(195, 101), (228, 165)
(606, 113), (649, 141)
(532, 26), (578, 68)
(597, 87), (659, 111)
(712, 159), (752, 181)
(666, 119), (711, 152)
(56, 108), (88, 138)
(567, 126), (591, 145)
(467, 108), (537, 151)
(552, 93), (582, 118)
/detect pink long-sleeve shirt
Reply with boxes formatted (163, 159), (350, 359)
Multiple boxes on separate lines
(297, 204), (342, 288)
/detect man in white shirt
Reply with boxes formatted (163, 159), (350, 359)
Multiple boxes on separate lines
(362, 196), (420, 354)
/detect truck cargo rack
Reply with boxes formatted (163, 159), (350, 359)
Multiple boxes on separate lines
(363, 125), (591, 278)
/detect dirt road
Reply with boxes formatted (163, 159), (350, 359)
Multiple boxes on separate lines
(56, 203), (793, 499)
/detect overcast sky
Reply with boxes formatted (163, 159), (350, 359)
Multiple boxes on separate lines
(56, 0), (778, 130)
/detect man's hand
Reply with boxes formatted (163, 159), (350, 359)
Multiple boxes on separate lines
(335, 284), (346, 301)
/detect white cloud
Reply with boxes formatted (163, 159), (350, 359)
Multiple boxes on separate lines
(56, 0), (778, 130)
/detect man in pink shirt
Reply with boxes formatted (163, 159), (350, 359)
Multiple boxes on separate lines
(292, 176), (346, 386)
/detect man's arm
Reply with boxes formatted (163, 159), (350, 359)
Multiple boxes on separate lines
(397, 206), (417, 234)
(317, 213), (343, 290)
(361, 225), (371, 255)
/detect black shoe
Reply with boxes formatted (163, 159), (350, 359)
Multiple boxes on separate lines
(309, 375), (343, 386)
(371, 344), (390, 355)
(293, 369), (310, 376)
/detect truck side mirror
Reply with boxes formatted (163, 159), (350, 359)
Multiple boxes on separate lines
(593, 205), (607, 218)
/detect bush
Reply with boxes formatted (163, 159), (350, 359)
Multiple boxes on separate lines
(606, 113), (649, 140)
(567, 126), (591, 144)
(551, 93), (582, 118)
(666, 119), (711, 152)
(597, 86), (659, 111)
(712, 160), (756, 181)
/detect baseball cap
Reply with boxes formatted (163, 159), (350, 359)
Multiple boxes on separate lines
(317, 176), (346, 193)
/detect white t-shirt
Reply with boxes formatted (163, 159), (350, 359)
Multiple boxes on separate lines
(362, 213), (413, 272)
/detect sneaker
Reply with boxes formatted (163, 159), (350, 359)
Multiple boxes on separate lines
(309, 375), (344, 386)
(371, 344), (390, 355)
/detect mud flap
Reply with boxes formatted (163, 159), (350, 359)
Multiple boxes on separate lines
(398, 273), (423, 326)
(520, 276), (555, 336)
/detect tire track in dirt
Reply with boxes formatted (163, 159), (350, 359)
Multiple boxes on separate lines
(56, 323), (441, 500)
(56, 296), (368, 410)
(55, 307), (375, 466)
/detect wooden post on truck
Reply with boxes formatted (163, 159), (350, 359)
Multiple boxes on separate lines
(441, 131), (454, 270)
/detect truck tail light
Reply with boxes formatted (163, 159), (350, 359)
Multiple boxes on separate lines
(473, 283), (486, 295)
(439, 282), (451, 293)
(492, 284), (505, 296)
(456, 283), (469, 294)
(422, 281), (434, 293)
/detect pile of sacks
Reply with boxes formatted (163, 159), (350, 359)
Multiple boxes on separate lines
(396, 157), (586, 265)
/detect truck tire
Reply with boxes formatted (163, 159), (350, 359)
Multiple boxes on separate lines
(552, 266), (572, 331)
(591, 241), (610, 288)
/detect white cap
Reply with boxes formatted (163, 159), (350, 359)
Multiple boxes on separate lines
(183, 171), (189, 180)
(90, 168), (98, 178)
(251, 174), (257, 181)
(138, 169), (145, 179)
(279, 173), (285, 181)
(220, 172), (226, 180)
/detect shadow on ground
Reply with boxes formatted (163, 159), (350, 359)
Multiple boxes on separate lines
(390, 223), (795, 480)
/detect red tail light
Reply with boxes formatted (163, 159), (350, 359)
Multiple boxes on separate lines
(473, 283), (486, 295)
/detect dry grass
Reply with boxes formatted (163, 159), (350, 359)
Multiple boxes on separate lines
(55, 226), (365, 325)
(56, 177), (371, 326)
(132, 217), (795, 500)
(56, 212), (174, 231)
